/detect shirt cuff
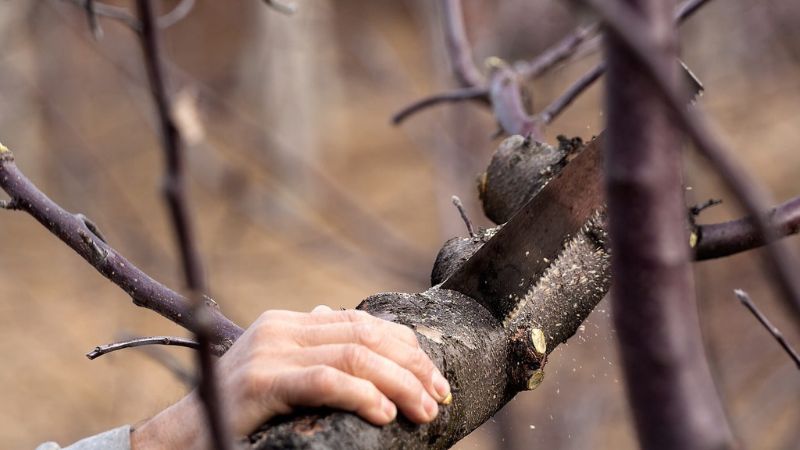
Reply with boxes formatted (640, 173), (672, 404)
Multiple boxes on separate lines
(36, 424), (131, 450)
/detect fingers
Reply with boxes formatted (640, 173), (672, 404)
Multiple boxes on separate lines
(294, 344), (439, 424)
(291, 321), (449, 403)
(272, 366), (397, 426)
(260, 308), (419, 348)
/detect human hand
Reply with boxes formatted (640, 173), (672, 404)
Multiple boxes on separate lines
(131, 306), (451, 449)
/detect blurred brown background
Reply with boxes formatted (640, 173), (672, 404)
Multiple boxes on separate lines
(0, 0), (799, 448)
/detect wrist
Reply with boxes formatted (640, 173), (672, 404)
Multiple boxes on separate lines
(131, 393), (207, 450)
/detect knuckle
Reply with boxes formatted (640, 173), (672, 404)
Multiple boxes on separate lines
(354, 323), (382, 348)
(397, 369), (423, 397)
(399, 326), (420, 347)
(342, 344), (370, 372)
(257, 309), (282, 324)
(343, 309), (371, 323)
(308, 366), (339, 392)
(409, 348), (434, 375)
(241, 365), (271, 396)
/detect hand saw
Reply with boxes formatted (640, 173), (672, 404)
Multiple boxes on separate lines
(441, 138), (604, 321)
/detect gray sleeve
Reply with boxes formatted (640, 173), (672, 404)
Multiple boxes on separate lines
(36, 425), (131, 450)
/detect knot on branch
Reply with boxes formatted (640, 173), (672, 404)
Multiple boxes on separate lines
(0, 143), (14, 162)
(479, 135), (569, 224)
(507, 326), (548, 392)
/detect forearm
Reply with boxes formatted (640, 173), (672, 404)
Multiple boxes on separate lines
(131, 393), (207, 450)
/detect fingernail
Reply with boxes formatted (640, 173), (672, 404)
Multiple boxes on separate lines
(422, 391), (438, 420)
(441, 392), (453, 406)
(381, 397), (396, 422)
(432, 371), (451, 402)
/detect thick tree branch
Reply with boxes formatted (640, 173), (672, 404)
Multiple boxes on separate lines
(734, 290), (800, 370)
(583, 0), (800, 322)
(86, 335), (200, 360)
(603, 0), (733, 448)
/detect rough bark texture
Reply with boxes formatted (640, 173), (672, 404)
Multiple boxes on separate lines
(246, 135), (611, 449)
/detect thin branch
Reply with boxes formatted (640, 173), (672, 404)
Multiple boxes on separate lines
(583, 0), (800, 322)
(515, 23), (600, 79)
(533, 63), (604, 126)
(529, 0), (711, 127)
(0, 148), (243, 346)
(696, 196), (800, 260)
(63, 0), (200, 33)
(63, 0), (140, 31)
(394, 0), (711, 134)
(157, 0), (196, 29)
(517, 0), (709, 81)
(441, 0), (484, 88)
(690, 198), (723, 217)
(115, 332), (197, 386)
(84, 0), (103, 39)
(86, 335), (200, 360)
(135, 1), (233, 448)
(451, 195), (475, 237)
(391, 87), (488, 125)
(734, 290), (800, 369)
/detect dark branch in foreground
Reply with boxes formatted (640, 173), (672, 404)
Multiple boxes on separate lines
(583, 0), (800, 323)
(734, 290), (800, 370)
(87, 335), (200, 360)
(603, 0), (733, 445)
(135, 0), (233, 448)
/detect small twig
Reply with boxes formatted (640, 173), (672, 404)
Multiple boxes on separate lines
(63, 0), (140, 31)
(63, 0), (200, 33)
(690, 198), (722, 217)
(392, 87), (488, 125)
(515, 23), (600, 79)
(451, 195), (476, 237)
(441, 0), (484, 88)
(157, 0), (196, 28)
(87, 335), (200, 360)
(734, 290), (800, 370)
(75, 213), (108, 243)
(263, 0), (297, 15)
(533, 64), (605, 127)
(84, 0), (103, 39)
(114, 332), (196, 386)
(0, 198), (18, 210)
(136, 343), (197, 386)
